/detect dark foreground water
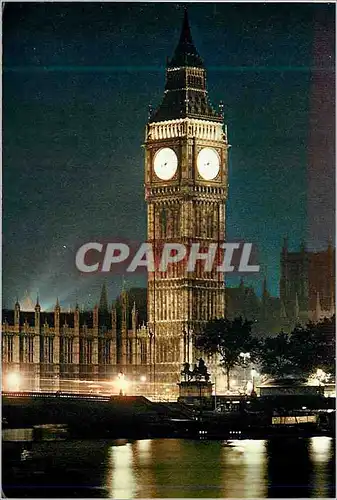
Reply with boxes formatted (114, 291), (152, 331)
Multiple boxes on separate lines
(3, 437), (335, 498)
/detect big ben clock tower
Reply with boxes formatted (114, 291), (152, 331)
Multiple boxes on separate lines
(144, 11), (228, 393)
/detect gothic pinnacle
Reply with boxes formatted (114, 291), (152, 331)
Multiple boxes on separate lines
(99, 282), (108, 312)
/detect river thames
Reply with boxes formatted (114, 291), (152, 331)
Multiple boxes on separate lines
(3, 437), (335, 498)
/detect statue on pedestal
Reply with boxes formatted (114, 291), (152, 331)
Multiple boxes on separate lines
(181, 358), (210, 382)
(179, 358), (212, 406)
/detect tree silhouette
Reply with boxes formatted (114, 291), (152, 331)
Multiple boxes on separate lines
(257, 332), (298, 379)
(195, 317), (257, 390)
(257, 316), (335, 379)
(291, 316), (335, 377)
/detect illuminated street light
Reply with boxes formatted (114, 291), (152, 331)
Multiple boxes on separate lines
(308, 368), (329, 387)
(240, 352), (251, 389)
(116, 372), (129, 396)
(316, 369), (328, 384)
(6, 371), (21, 391)
(246, 380), (253, 395)
(250, 369), (259, 394)
(140, 375), (147, 382)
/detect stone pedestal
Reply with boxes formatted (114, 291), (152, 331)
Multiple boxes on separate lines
(178, 381), (213, 406)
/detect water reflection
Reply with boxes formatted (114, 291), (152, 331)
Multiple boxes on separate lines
(105, 438), (334, 498)
(133, 439), (157, 497)
(3, 436), (335, 498)
(107, 439), (268, 498)
(107, 443), (136, 499)
(221, 440), (267, 498)
(309, 437), (334, 498)
(161, 440), (223, 497)
(310, 436), (333, 462)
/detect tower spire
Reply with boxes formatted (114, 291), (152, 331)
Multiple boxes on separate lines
(262, 276), (269, 298)
(150, 10), (222, 123)
(180, 8), (193, 44)
(282, 236), (289, 255)
(280, 300), (287, 320)
(99, 282), (108, 312)
(168, 9), (203, 69)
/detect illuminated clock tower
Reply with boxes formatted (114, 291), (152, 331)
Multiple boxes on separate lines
(144, 11), (228, 393)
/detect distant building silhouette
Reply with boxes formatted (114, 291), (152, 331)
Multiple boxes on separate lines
(280, 240), (335, 327)
(226, 279), (282, 336)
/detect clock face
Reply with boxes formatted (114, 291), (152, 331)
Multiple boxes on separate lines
(153, 148), (178, 180)
(197, 147), (220, 180)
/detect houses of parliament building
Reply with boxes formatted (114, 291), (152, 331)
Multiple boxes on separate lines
(2, 286), (152, 393)
(2, 13), (335, 396)
(2, 236), (335, 395)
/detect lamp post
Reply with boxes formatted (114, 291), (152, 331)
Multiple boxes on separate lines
(198, 379), (203, 419)
(240, 352), (251, 391)
(251, 369), (259, 395)
(214, 373), (217, 411)
(117, 372), (128, 396)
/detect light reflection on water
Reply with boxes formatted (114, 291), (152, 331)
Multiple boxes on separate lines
(310, 436), (333, 462)
(221, 440), (267, 498)
(104, 438), (334, 498)
(3, 437), (335, 498)
(309, 436), (334, 498)
(108, 444), (136, 499)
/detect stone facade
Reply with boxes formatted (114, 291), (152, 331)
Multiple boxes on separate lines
(144, 11), (228, 390)
(2, 289), (151, 393)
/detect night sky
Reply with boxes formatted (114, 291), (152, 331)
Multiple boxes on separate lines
(3, 1), (335, 310)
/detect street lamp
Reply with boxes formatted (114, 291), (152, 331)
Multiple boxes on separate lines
(116, 372), (128, 396)
(316, 369), (328, 384)
(251, 369), (259, 395)
(240, 352), (251, 390)
(6, 371), (21, 392)
(308, 368), (329, 387)
(246, 380), (253, 395)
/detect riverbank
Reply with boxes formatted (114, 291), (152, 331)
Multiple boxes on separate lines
(2, 392), (335, 441)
